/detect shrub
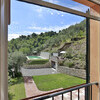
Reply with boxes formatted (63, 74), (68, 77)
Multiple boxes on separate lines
(28, 59), (49, 65)
(68, 62), (75, 68)
(64, 61), (75, 68)
(8, 51), (26, 78)
(59, 60), (64, 66)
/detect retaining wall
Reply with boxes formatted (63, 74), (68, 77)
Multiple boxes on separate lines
(57, 66), (86, 79)
(23, 62), (51, 69)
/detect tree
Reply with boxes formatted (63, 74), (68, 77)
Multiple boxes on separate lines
(31, 33), (37, 37)
(8, 19), (86, 55)
(8, 51), (26, 78)
(19, 47), (30, 55)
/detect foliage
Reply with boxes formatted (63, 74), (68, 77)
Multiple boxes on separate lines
(33, 74), (86, 91)
(8, 77), (26, 100)
(8, 20), (86, 70)
(60, 38), (86, 69)
(28, 59), (49, 65)
(8, 20), (86, 55)
(59, 60), (65, 66)
(64, 61), (75, 68)
(8, 51), (26, 77)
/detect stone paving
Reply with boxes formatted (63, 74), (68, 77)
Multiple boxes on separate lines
(24, 76), (85, 100)
(21, 67), (57, 76)
(24, 76), (44, 97)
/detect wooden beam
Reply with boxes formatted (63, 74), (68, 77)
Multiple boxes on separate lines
(73, 0), (96, 7)
(73, 0), (100, 14)
(89, 0), (100, 5)
(73, 0), (100, 8)
(18, 0), (100, 21)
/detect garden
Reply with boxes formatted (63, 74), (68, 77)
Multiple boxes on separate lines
(8, 77), (26, 100)
(33, 73), (86, 91)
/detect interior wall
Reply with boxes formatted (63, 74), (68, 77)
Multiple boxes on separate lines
(90, 5), (100, 100)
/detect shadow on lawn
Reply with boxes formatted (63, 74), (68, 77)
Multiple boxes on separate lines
(8, 92), (15, 100)
(10, 77), (24, 85)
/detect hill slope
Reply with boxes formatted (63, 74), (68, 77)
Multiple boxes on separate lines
(8, 20), (86, 55)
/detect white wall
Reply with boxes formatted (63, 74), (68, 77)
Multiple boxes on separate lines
(40, 52), (50, 59)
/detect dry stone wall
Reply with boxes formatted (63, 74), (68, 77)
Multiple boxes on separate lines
(57, 66), (86, 79)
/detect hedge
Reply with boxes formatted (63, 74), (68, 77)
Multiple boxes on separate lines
(28, 59), (49, 65)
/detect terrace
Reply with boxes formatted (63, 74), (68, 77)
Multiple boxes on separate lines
(0, 0), (100, 100)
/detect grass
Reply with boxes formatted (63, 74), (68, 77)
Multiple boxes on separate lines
(28, 59), (49, 65)
(8, 77), (26, 100)
(33, 74), (86, 91)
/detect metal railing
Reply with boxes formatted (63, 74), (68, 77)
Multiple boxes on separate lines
(33, 82), (98, 100)
(21, 82), (98, 100)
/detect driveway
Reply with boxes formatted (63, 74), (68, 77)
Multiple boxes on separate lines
(21, 67), (58, 76)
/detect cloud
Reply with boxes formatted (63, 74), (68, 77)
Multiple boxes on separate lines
(35, 32), (41, 34)
(36, 7), (43, 13)
(57, 12), (60, 15)
(8, 31), (33, 41)
(30, 1), (63, 17)
(51, 12), (54, 15)
(67, 5), (89, 12)
(8, 34), (21, 41)
(12, 21), (19, 25)
(61, 14), (64, 17)
(28, 22), (77, 33)
(8, 21), (81, 41)
(16, 31), (33, 35)
(43, 0), (59, 4)
(71, 6), (89, 12)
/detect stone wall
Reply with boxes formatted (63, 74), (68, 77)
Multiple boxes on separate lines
(40, 52), (50, 59)
(57, 66), (86, 79)
(23, 62), (51, 69)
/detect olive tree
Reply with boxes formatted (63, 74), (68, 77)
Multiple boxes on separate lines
(8, 51), (26, 77)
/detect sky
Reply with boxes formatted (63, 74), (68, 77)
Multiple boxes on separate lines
(8, 0), (89, 41)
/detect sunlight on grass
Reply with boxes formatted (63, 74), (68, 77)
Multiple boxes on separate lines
(33, 74), (86, 91)
(8, 77), (26, 100)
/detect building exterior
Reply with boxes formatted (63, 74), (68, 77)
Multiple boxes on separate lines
(40, 52), (50, 59)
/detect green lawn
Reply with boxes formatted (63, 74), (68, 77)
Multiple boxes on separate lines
(28, 59), (49, 65)
(33, 74), (86, 91)
(8, 77), (26, 100)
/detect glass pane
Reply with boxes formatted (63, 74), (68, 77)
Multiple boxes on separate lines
(8, 0), (86, 99)
(43, 0), (89, 13)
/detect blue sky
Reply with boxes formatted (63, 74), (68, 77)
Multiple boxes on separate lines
(8, 0), (89, 41)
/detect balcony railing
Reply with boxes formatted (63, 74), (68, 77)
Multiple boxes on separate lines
(21, 82), (98, 100)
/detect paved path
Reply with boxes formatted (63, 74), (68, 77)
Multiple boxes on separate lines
(24, 76), (85, 100)
(24, 76), (44, 97)
(24, 76), (62, 98)
(21, 67), (57, 76)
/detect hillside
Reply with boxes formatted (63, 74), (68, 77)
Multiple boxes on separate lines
(8, 20), (86, 55)
(59, 38), (86, 69)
